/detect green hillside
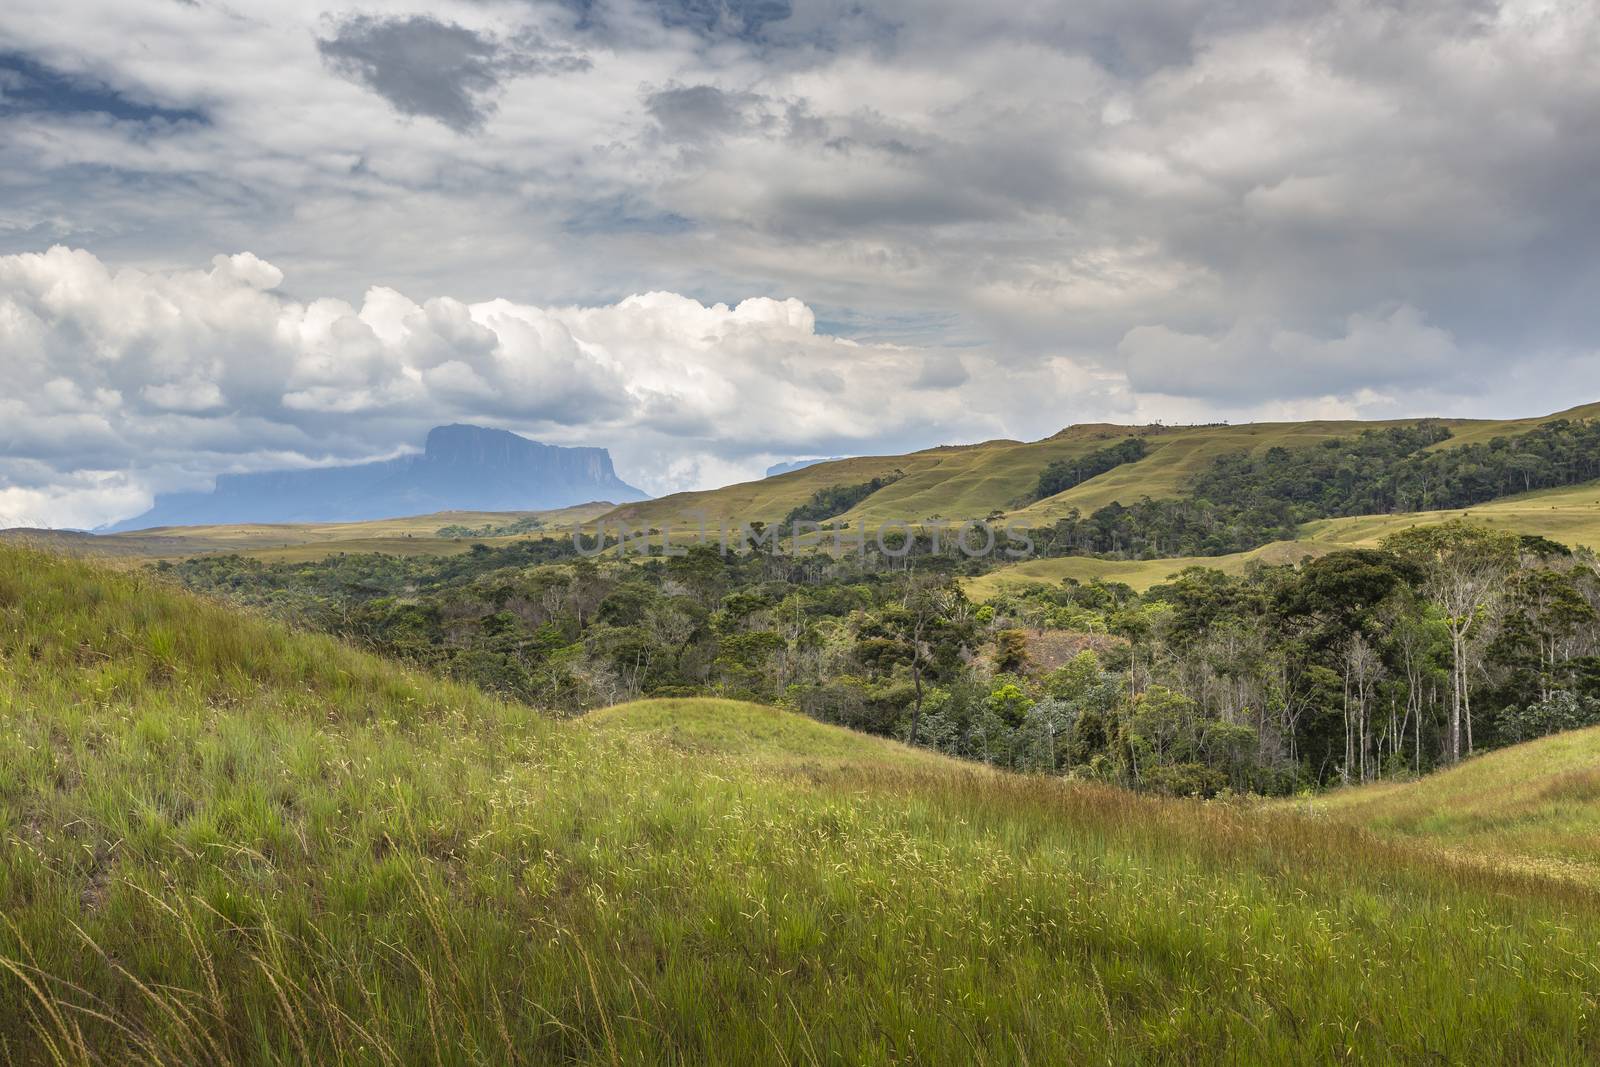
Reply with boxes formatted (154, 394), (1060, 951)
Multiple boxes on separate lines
(3, 545), (1600, 1063)
(966, 478), (1600, 597)
(602, 402), (1600, 534)
(601, 423), (1142, 530)
(0, 503), (614, 565)
(12, 402), (1597, 574)
(603, 421), (1407, 531)
(1300, 725), (1600, 887)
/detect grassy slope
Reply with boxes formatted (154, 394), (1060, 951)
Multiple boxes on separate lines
(14, 402), (1597, 571)
(604, 401), (1600, 536)
(1299, 726), (1600, 887)
(602, 425), (1142, 530)
(0, 503), (615, 565)
(963, 538), (1349, 599)
(601, 422), (1427, 531)
(1007, 419), (1439, 523)
(1014, 399), (1600, 524)
(966, 479), (1600, 598)
(3, 547), (1600, 1064)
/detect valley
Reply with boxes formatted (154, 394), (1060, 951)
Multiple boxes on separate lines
(2, 545), (1598, 1063)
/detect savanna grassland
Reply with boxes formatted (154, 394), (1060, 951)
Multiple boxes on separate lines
(0, 504), (615, 566)
(965, 476), (1600, 597)
(3, 545), (1600, 1065)
(602, 400), (1600, 533)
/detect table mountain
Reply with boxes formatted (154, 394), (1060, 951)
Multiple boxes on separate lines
(109, 425), (646, 530)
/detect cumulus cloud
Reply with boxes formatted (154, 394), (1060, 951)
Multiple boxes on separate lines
(2, 0), (1600, 523)
(0, 247), (1120, 528)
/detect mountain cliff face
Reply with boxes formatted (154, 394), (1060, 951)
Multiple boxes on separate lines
(109, 426), (647, 530)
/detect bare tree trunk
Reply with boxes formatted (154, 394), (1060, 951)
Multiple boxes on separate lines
(1342, 666), (1353, 786)
(1449, 629), (1464, 763)
(908, 659), (924, 746)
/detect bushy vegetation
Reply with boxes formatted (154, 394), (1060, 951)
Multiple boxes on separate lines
(5, 545), (1600, 1064)
(437, 516), (545, 538)
(1028, 437), (1149, 501)
(782, 470), (902, 525)
(159, 518), (1600, 795)
(1033, 418), (1600, 560)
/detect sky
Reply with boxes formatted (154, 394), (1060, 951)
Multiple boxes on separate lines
(1, 0), (1598, 528)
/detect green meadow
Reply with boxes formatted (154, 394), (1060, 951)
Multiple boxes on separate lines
(2, 545), (1599, 1064)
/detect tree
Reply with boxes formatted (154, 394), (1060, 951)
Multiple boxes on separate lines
(1340, 634), (1384, 783)
(1384, 522), (1517, 762)
(871, 577), (970, 746)
(1505, 566), (1597, 702)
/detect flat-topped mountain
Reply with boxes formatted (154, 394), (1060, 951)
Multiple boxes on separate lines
(109, 425), (647, 531)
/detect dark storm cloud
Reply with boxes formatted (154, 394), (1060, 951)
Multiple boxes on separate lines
(656, 0), (793, 39)
(645, 84), (761, 141)
(317, 15), (589, 132)
(556, 0), (795, 43)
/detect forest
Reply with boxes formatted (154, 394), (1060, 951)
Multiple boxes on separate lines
(156, 421), (1600, 797)
(1027, 436), (1149, 501)
(164, 512), (1600, 796)
(1030, 419), (1600, 558)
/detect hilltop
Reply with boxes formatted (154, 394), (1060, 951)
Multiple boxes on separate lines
(599, 402), (1600, 533)
(2, 545), (1599, 1063)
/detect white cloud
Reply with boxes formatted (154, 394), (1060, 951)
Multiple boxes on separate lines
(0, 470), (146, 531)
(0, 247), (1127, 527)
(3, 1), (1599, 527)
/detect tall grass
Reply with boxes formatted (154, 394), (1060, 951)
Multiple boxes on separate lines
(2, 546), (1598, 1064)
(1301, 723), (1600, 887)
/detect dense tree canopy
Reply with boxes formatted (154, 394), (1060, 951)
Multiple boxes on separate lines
(165, 521), (1600, 797)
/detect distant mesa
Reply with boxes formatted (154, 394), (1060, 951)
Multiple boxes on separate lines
(108, 425), (647, 531)
(766, 457), (846, 477)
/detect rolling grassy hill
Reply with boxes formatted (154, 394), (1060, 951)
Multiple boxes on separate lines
(602, 401), (1600, 534)
(601, 424), (1142, 532)
(3, 544), (1600, 1063)
(12, 402), (1598, 576)
(1299, 725), (1600, 888)
(0, 503), (614, 565)
(965, 478), (1600, 597)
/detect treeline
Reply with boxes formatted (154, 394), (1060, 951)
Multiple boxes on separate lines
(968, 524), (1600, 792)
(1033, 418), (1600, 560)
(161, 520), (1600, 796)
(1192, 418), (1600, 518)
(437, 516), (546, 538)
(1028, 437), (1148, 501)
(783, 470), (903, 525)
(1032, 497), (1295, 558)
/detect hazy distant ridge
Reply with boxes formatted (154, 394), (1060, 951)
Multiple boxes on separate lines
(109, 425), (646, 531)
